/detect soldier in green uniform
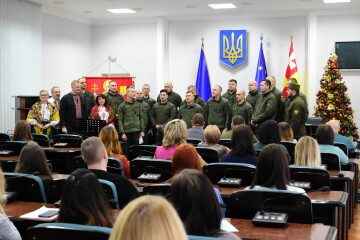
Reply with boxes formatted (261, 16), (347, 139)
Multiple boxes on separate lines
(157, 82), (182, 110)
(118, 87), (144, 154)
(285, 82), (307, 139)
(246, 80), (261, 108)
(267, 76), (285, 122)
(136, 89), (151, 144)
(79, 78), (95, 116)
(178, 91), (203, 128)
(204, 85), (231, 133)
(104, 81), (124, 118)
(232, 89), (253, 126)
(180, 85), (206, 108)
(142, 84), (156, 109)
(251, 79), (277, 131)
(151, 89), (177, 144)
(286, 78), (308, 121)
(222, 79), (237, 109)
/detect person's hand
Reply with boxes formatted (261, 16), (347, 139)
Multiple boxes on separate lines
(62, 127), (68, 134)
(122, 133), (127, 141)
(222, 128), (228, 133)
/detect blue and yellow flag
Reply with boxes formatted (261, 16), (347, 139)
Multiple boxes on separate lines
(255, 35), (267, 90)
(196, 38), (211, 101)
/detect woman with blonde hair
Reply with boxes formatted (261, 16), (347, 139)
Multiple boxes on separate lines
(294, 136), (321, 167)
(98, 125), (130, 178)
(278, 122), (297, 143)
(12, 120), (33, 142)
(198, 125), (230, 158)
(109, 195), (187, 240)
(0, 167), (22, 240)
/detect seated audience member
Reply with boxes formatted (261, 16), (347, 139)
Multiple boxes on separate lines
(15, 142), (52, 181)
(26, 89), (59, 138)
(220, 125), (258, 166)
(254, 120), (290, 158)
(58, 168), (113, 227)
(88, 94), (116, 126)
(99, 125), (130, 178)
(171, 169), (241, 239)
(220, 115), (245, 139)
(81, 137), (139, 209)
(198, 125), (230, 158)
(0, 167), (21, 240)
(246, 144), (305, 193)
(327, 119), (356, 152)
(187, 113), (205, 141)
(294, 136), (321, 167)
(109, 195), (187, 240)
(12, 120), (33, 142)
(278, 122), (297, 143)
(316, 124), (348, 164)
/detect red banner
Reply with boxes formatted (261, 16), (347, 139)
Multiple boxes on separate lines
(85, 77), (133, 95)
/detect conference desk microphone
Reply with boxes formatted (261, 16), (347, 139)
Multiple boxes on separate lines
(137, 150), (155, 159)
(217, 168), (242, 188)
(137, 166), (169, 182)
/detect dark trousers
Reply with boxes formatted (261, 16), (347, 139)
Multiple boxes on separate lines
(123, 132), (140, 158)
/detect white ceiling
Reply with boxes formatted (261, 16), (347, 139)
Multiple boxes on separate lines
(31, 0), (360, 23)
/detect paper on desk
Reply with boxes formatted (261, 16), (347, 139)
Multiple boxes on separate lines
(20, 206), (59, 220)
(221, 219), (239, 232)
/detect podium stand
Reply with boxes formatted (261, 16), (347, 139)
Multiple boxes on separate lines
(81, 119), (107, 137)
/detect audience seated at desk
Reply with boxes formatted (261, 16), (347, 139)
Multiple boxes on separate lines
(98, 126), (130, 178)
(12, 120), (33, 142)
(278, 122), (297, 143)
(245, 144), (305, 193)
(220, 125), (258, 166)
(58, 168), (113, 227)
(81, 137), (139, 209)
(88, 94), (116, 126)
(198, 125), (230, 158)
(170, 169), (241, 240)
(0, 167), (21, 240)
(110, 195), (187, 240)
(327, 119), (356, 153)
(316, 124), (348, 164)
(294, 136), (322, 167)
(187, 113), (205, 141)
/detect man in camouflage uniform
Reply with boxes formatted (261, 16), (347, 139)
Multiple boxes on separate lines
(285, 82), (307, 139)
(251, 79), (277, 131)
(180, 85), (206, 108)
(142, 84), (156, 109)
(204, 85), (231, 133)
(104, 81), (124, 117)
(246, 80), (261, 108)
(267, 76), (285, 122)
(178, 91), (203, 128)
(157, 82), (182, 110)
(79, 78), (95, 116)
(232, 89), (253, 126)
(136, 89), (151, 144)
(118, 87), (144, 154)
(286, 78), (308, 121)
(222, 79), (237, 109)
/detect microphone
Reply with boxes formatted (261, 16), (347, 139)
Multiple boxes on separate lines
(137, 166), (171, 182)
(217, 168), (242, 188)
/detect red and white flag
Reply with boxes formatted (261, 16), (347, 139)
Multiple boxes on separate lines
(282, 38), (300, 98)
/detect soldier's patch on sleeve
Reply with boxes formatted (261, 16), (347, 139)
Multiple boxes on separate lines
(294, 109), (299, 115)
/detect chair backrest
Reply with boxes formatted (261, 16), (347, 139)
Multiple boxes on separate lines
(4, 172), (47, 203)
(26, 223), (112, 240)
(228, 189), (313, 224)
(0, 133), (11, 141)
(72, 156), (87, 170)
(53, 134), (83, 147)
(99, 179), (119, 209)
(142, 183), (171, 198)
(0, 160), (18, 172)
(195, 147), (219, 164)
(107, 157), (124, 176)
(32, 133), (51, 147)
(0, 141), (28, 155)
(218, 139), (232, 148)
(280, 142), (296, 164)
(44, 178), (67, 203)
(130, 158), (172, 181)
(334, 142), (348, 156)
(128, 144), (157, 160)
(187, 138), (202, 146)
(320, 153), (341, 170)
(203, 163), (256, 186)
(289, 166), (331, 191)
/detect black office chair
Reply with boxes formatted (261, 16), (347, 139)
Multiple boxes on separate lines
(0, 160), (18, 172)
(320, 153), (341, 170)
(44, 178), (67, 203)
(187, 138), (202, 146)
(4, 172), (47, 203)
(72, 156), (87, 170)
(128, 144), (157, 160)
(99, 179), (119, 209)
(107, 157), (124, 176)
(280, 142), (296, 164)
(53, 134), (83, 147)
(32, 133), (51, 147)
(289, 166), (331, 191)
(218, 139), (232, 148)
(195, 147), (219, 164)
(0, 133), (11, 141)
(130, 158), (172, 181)
(203, 163), (256, 186)
(142, 183), (171, 198)
(0, 141), (28, 155)
(334, 142), (348, 156)
(228, 189), (313, 224)
(26, 223), (111, 240)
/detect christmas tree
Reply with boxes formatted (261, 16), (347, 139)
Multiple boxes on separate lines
(314, 53), (358, 141)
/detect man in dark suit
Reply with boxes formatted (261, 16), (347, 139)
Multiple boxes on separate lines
(60, 80), (87, 134)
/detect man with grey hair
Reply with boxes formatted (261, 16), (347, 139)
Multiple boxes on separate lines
(267, 76), (285, 122)
(81, 136), (139, 209)
(232, 89), (253, 126)
(142, 84), (156, 108)
(327, 119), (355, 153)
(48, 86), (61, 111)
(157, 82), (182, 110)
(246, 80), (261, 108)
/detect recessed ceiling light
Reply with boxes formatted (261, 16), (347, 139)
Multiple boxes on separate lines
(186, 4), (196, 8)
(53, 1), (64, 5)
(302, 0), (312, 2)
(83, 10), (93, 14)
(208, 3), (237, 9)
(324, 0), (350, 3)
(133, 8), (143, 12)
(242, 2), (253, 5)
(107, 8), (136, 14)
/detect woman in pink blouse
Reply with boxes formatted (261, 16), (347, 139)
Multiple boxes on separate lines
(89, 94), (116, 126)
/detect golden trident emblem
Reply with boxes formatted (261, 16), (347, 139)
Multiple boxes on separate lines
(223, 32), (243, 64)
